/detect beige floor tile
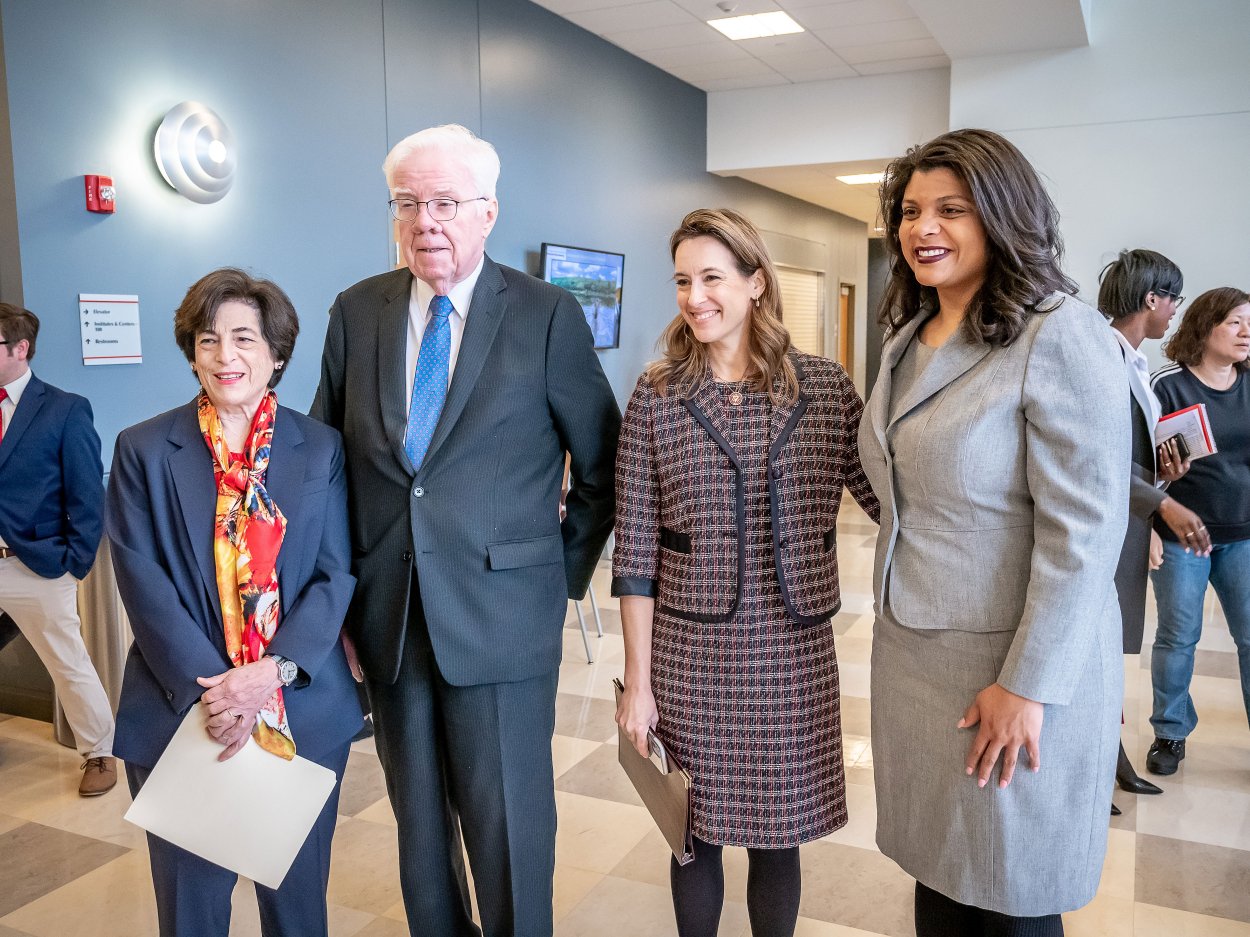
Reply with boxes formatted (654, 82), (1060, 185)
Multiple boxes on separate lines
(0, 925), (36, 937)
(1134, 902), (1250, 936)
(336, 750), (390, 818)
(0, 850), (156, 937)
(555, 874), (749, 937)
(556, 741), (643, 807)
(0, 821), (130, 918)
(1064, 891), (1135, 937)
(553, 865), (603, 923)
(1136, 833), (1250, 922)
(552, 734), (603, 780)
(820, 782), (878, 852)
(796, 839), (913, 937)
(353, 795), (397, 827)
(1096, 828), (1136, 901)
(793, 919), (886, 936)
(1136, 780), (1250, 852)
(326, 818), (404, 916)
(554, 791), (654, 874)
(349, 918), (411, 937)
(555, 691), (619, 743)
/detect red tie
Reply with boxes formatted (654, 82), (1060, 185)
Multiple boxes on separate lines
(0, 387), (7, 446)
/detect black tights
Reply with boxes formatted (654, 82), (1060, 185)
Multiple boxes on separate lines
(915, 882), (1064, 937)
(670, 836), (801, 937)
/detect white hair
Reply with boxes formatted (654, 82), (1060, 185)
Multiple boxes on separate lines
(382, 124), (501, 197)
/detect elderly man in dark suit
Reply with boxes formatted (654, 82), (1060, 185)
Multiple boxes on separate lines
(0, 303), (115, 796)
(311, 124), (620, 937)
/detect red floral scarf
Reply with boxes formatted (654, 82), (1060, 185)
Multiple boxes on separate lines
(198, 390), (295, 760)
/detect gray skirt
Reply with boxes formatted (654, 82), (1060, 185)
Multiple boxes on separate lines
(870, 609), (1121, 916)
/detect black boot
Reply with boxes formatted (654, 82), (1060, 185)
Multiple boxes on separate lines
(1117, 740), (1163, 793)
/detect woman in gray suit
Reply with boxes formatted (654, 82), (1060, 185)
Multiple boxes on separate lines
(859, 129), (1130, 936)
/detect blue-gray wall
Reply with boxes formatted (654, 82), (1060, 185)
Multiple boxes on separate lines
(1, 0), (866, 463)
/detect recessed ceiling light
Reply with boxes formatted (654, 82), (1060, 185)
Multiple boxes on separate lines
(708, 11), (804, 41)
(835, 172), (885, 185)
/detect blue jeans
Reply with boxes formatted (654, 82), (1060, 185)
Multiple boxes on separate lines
(1149, 538), (1250, 740)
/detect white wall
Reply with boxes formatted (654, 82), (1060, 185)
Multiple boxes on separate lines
(942, 0), (1249, 369)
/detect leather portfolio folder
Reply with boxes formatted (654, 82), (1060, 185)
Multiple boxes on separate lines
(613, 678), (694, 866)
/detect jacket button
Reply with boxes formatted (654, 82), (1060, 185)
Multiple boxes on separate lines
(771, 466), (782, 479)
(402, 550), (413, 563)
(779, 538), (788, 548)
(412, 486), (425, 498)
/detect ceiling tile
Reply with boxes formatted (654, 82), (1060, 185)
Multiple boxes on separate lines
(734, 30), (828, 59)
(566, 1), (698, 33)
(834, 36), (945, 64)
(669, 57), (781, 82)
(635, 42), (756, 68)
(753, 47), (851, 69)
(852, 54), (950, 75)
(531, 0), (656, 14)
(818, 17), (932, 48)
(696, 73), (791, 91)
(783, 0), (916, 29)
(603, 20), (726, 51)
(773, 64), (860, 82)
(670, 0), (783, 16)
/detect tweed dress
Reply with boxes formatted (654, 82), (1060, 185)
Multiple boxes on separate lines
(614, 355), (879, 848)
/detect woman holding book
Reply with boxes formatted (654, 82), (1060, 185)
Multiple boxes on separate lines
(1145, 287), (1250, 776)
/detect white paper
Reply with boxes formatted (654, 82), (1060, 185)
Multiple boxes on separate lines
(124, 707), (337, 890)
(1155, 403), (1218, 460)
(79, 293), (142, 366)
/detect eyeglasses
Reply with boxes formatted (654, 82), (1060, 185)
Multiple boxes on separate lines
(1154, 289), (1185, 308)
(387, 196), (488, 223)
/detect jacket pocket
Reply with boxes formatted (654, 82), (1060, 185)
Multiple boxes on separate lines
(658, 526), (692, 554)
(487, 534), (564, 570)
(33, 520), (61, 539)
(657, 532), (738, 622)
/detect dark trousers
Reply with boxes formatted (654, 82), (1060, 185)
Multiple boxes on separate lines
(915, 882), (1064, 937)
(368, 591), (559, 937)
(126, 742), (350, 937)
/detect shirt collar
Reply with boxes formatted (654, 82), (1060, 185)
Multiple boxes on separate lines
(1112, 328), (1149, 370)
(411, 255), (486, 322)
(1, 366), (33, 406)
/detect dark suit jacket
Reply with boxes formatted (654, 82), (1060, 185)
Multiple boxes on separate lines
(0, 373), (103, 580)
(311, 255), (620, 686)
(106, 401), (360, 769)
(612, 353), (880, 626)
(1115, 391), (1166, 654)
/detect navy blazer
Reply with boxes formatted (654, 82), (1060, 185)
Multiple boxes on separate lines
(106, 400), (360, 768)
(0, 373), (103, 580)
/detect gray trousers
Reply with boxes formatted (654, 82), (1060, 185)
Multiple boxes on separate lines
(368, 588), (559, 937)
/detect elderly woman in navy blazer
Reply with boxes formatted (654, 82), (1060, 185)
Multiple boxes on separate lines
(615, 208), (879, 937)
(107, 268), (359, 937)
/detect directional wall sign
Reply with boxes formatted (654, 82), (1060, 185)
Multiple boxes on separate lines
(79, 293), (142, 366)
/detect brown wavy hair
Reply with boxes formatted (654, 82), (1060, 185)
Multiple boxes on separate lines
(1162, 286), (1250, 371)
(645, 208), (797, 404)
(878, 128), (1077, 346)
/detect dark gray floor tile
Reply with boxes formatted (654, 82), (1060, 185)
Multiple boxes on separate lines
(0, 821), (129, 916)
(555, 742), (642, 807)
(555, 692), (619, 742)
(1136, 833), (1250, 922)
(337, 749), (391, 818)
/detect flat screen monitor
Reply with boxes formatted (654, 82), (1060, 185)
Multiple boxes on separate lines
(540, 242), (624, 350)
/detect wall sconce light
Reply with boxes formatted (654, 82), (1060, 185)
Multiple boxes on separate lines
(153, 101), (236, 204)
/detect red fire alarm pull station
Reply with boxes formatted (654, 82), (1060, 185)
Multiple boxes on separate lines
(84, 175), (116, 213)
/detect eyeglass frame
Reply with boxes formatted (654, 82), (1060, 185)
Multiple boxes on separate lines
(388, 195), (489, 224)
(1152, 289), (1185, 308)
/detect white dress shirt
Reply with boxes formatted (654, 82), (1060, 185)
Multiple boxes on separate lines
(1113, 328), (1162, 429)
(404, 257), (485, 416)
(0, 366), (33, 547)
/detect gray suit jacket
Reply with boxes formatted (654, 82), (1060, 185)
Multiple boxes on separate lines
(311, 256), (620, 686)
(858, 295), (1131, 705)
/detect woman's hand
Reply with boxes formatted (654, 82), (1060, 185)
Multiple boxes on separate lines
(197, 659), (282, 758)
(1149, 529), (1165, 570)
(616, 681), (660, 759)
(1157, 497), (1212, 555)
(959, 683), (1044, 788)
(1156, 437), (1191, 483)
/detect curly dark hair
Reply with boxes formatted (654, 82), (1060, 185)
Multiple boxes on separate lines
(1162, 287), (1250, 371)
(173, 267), (299, 389)
(878, 128), (1077, 346)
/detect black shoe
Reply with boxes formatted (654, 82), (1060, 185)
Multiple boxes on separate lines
(1145, 737), (1185, 776)
(1110, 802), (1122, 816)
(1117, 741), (1164, 794)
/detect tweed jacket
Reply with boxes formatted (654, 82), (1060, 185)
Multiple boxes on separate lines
(613, 352), (879, 626)
(858, 294), (1131, 705)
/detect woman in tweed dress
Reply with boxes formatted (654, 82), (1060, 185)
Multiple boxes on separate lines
(614, 208), (879, 937)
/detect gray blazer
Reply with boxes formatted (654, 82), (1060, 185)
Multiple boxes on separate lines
(859, 295), (1131, 705)
(310, 256), (621, 686)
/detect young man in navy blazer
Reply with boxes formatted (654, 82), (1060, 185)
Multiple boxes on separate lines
(0, 303), (115, 796)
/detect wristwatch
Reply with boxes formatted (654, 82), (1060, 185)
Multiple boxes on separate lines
(270, 654), (299, 687)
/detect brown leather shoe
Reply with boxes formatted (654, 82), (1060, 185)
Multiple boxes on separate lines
(79, 756), (117, 796)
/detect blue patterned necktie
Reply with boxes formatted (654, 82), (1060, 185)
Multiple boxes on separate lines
(403, 294), (453, 469)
